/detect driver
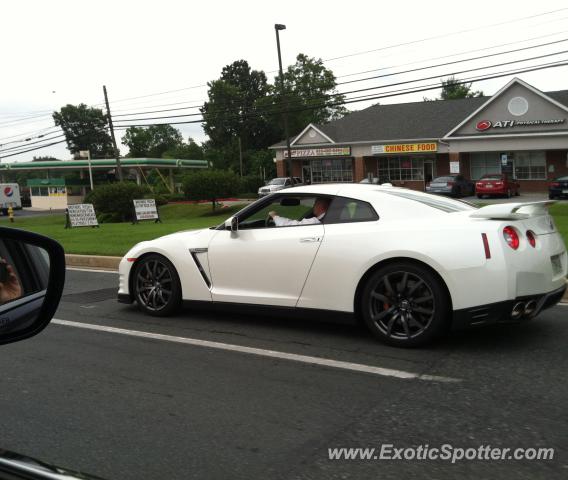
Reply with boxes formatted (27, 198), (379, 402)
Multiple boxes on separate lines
(0, 259), (22, 305)
(269, 197), (331, 227)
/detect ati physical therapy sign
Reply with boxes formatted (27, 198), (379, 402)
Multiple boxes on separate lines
(476, 118), (566, 131)
(372, 143), (438, 154)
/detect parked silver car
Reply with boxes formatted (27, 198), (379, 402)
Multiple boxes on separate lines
(258, 177), (302, 197)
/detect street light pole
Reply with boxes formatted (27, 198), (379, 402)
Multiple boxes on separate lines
(275, 24), (293, 180)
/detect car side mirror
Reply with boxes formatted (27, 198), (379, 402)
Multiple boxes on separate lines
(225, 217), (238, 232)
(0, 227), (65, 346)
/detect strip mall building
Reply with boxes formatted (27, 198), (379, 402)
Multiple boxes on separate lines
(270, 78), (568, 192)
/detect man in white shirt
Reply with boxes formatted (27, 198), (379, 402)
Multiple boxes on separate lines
(269, 197), (331, 227)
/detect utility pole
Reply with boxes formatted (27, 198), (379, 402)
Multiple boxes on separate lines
(103, 85), (123, 181)
(275, 24), (293, 179)
(238, 136), (243, 177)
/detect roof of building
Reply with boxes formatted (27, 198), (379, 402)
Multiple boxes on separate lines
(0, 158), (208, 170)
(271, 89), (568, 147)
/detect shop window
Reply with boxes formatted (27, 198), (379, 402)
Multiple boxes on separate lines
(310, 158), (353, 183)
(377, 157), (424, 181)
(514, 152), (546, 180)
(470, 153), (500, 180)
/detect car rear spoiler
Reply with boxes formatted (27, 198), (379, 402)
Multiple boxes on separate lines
(469, 200), (556, 220)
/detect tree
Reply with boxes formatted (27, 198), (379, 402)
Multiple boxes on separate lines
(163, 137), (204, 160)
(258, 53), (347, 136)
(182, 170), (239, 210)
(425, 76), (484, 101)
(53, 104), (114, 157)
(122, 125), (183, 158)
(201, 60), (272, 162)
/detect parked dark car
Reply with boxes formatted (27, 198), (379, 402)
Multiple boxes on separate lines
(549, 176), (568, 199)
(425, 175), (474, 197)
(475, 174), (520, 198)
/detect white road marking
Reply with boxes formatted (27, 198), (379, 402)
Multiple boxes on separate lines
(66, 267), (119, 274)
(51, 318), (460, 383)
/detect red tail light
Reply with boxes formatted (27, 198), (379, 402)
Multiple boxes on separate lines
(550, 182), (560, 188)
(503, 226), (520, 250)
(526, 230), (536, 248)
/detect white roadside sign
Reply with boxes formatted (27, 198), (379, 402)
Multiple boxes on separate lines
(67, 203), (99, 227)
(133, 199), (159, 221)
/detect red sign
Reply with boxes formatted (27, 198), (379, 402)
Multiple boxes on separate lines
(476, 120), (492, 131)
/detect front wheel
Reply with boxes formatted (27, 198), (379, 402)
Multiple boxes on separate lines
(132, 254), (182, 316)
(360, 262), (450, 347)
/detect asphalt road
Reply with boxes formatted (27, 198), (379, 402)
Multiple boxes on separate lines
(0, 269), (567, 479)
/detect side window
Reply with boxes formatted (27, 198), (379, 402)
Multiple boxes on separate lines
(324, 196), (378, 224)
(238, 196), (318, 230)
(285, 179), (291, 186)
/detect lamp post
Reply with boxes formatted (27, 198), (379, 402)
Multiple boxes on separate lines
(275, 23), (293, 180)
(80, 150), (94, 191)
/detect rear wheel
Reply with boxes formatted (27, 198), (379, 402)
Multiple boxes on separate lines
(477, 194), (483, 199)
(132, 254), (182, 317)
(506, 188), (512, 198)
(360, 262), (450, 347)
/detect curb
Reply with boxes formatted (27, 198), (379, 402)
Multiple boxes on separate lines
(66, 254), (121, 270)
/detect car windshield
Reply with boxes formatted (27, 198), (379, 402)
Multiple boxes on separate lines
(432, 176), (455, 183)
(267, 178), (286, 185)
(555, 176), (568, 181)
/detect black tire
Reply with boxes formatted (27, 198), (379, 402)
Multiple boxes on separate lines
(506, 188), (512, 198)
(360, 262), (450, 347)
(549, 194), (556, 200)
(132, 254), (182, 317)
(477, 194), (483, 199)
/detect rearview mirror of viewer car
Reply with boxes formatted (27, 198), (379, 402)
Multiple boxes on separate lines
(0, 227), (65, 346)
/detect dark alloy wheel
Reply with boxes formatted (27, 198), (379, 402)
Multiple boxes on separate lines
(360, 262), (450, 347)
(133, 254), (181, 316)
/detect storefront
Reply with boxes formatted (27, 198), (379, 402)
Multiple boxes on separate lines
(271, 78), (568, 192)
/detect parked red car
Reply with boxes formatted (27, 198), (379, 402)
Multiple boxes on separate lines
(475, 174), (520, 198)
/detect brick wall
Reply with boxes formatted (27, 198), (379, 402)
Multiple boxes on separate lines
(354, 157), (365, 182)
(276, 160), (285, 177)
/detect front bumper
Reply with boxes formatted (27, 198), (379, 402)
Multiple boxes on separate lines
(452, 283), (566, 330)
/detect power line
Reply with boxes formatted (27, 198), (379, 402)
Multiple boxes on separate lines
(110, 49), (568, 124)
(112, 60), (568, 129)
(323, 8), (568, 63)
(0, 139), (67, 160)
(0, 133), (66, 154)
(337, 37), (568, 86)
(106, 35), (568, 120)
(5, 60), (567, 161)
(96, 8), (568, 107)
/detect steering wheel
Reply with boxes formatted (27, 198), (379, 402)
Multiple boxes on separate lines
(265, 214), (275, 228)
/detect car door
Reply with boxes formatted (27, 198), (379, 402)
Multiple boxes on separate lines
(207, 195), (325, 307)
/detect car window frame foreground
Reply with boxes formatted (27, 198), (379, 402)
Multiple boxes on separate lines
(0, 227), (65, 346)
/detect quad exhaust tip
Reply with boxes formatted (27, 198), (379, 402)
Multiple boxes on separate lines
(524, 300), (537, 317)
(511, 302), (525, 319)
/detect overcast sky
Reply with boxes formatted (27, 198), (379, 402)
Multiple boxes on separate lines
(1, 0), (568, 161)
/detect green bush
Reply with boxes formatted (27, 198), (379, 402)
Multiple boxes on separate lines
(146, 193), (168, 206)
(239, 175), (264, 194)
(183, 170), (239, 210)
(84, 182), (149, 222)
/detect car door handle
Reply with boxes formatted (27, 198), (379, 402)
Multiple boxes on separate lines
(300, 237), (321, 243)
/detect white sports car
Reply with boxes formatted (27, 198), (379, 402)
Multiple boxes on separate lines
(118, 184), (567, 347)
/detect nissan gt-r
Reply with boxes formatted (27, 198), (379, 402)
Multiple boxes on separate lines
(118, 185), (567, 347)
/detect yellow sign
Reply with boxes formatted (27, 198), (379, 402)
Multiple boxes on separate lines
(372, 143), (437, 154)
